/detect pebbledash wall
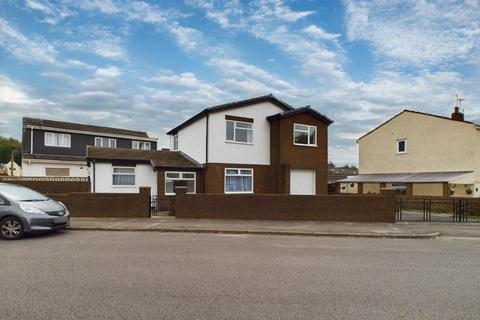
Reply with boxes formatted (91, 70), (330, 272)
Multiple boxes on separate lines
(48, 187), (151, 218)
(174, 188), (396, 223)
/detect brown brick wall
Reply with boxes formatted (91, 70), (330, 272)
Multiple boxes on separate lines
(0, 178), (90, 194)
(174, 190), (396, 222)
(203, 163), (274, 194)
(47, 187), (151, 218)
(270, 113), (329, 194)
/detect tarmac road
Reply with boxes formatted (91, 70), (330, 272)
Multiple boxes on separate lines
(1, 230), (479, 320)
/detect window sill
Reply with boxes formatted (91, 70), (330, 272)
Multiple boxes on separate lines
(293, 143), (317, 148)
(44, 145), (71, 148)
(225, 140), (253, 145)
(225, 191), (254, 194)
(111, 185), (136, 188)
(396, 152), (408, 155)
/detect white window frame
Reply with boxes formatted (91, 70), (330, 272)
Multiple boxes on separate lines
(225, 120), (253, 144)
(112, 166), (136, 187)
(132, 141), (151, 150)
(224, 168), (254, 194)
(172, 134), (178, 151)
(396, 139), (407, 154)
(293, 123), (317, 147)
(44, 132), (71, 148)
(95, 137), (117, 148)
(165, 171), (196, 195)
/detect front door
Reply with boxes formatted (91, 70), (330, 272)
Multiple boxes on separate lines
(290, 169), (316, 195)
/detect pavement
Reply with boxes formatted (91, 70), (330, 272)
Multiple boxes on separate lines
(2, 231), (480, 320)
(69, 216), (480, 239)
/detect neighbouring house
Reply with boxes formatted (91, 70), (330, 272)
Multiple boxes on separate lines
(86, 147), (202, 196)
(21, 117), (158, 177)
(4, 161), (22, 176)
(328, 167), (358, 193)
(166, 94), (333, 195)
(340, 105), (480, 197)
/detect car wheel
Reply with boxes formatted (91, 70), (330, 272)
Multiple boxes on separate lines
(0, 217), (25, 240)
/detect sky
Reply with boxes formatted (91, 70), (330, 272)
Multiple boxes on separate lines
(1, 0), (479, 165)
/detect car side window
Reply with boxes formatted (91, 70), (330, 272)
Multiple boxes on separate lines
(0, 197), (6, 205)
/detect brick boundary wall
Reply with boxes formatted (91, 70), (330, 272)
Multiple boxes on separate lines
(47, 187), (151, 218)
(0, 178), (90, 194)
(174, 188), (396, 223)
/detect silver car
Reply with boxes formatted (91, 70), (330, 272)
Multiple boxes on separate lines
(0, 183), (70, 240)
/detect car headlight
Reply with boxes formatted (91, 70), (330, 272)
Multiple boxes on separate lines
(19, 203), (47, 215)
(58, 202), (69, 215)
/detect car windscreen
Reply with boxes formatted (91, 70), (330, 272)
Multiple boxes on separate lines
(0, 184), (49, 202)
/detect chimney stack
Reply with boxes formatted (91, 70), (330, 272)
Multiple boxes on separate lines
(451, 106), (464, 121)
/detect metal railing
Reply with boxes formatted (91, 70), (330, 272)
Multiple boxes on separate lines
(150, 195), (175, 216)
(396, 196), (475, 222)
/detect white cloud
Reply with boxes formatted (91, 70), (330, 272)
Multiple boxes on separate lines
(0, 75), (33, 104)
(344, 0), (480, 65)
(303, 25), (340, 41)
(25, 0), (75, 25)
(95, 66), (121, 78)
(0, 17), (58, 65)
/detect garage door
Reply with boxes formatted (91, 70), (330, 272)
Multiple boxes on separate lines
(290, 169), (316, 195)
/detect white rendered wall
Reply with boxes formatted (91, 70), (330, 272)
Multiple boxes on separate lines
(175, 117), (207, 163)
(91, 162), (157, 196)
(208, 101), (284, 165)
(22, 160), (89, 177)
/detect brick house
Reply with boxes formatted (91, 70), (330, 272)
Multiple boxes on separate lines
(86, 95), (333, 198)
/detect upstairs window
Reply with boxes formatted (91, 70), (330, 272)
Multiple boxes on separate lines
(226, 120), (253, 144)
(132, 141), (151, 150)
(95, 137), (116, 148)
(225, 168), (253, 193)
(45, 132), (71, 148)
(294, 124), (316, 146)
(112, 167), (135, 186)
(397, 139), (407, 154)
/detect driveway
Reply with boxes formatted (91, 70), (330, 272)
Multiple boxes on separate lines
(1, 231), (480, 319)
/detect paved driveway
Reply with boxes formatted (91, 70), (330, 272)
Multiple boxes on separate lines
(1, 231), (480, 319)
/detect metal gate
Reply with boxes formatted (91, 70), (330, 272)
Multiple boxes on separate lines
(151, 195), (175, 216)
(396, 197), (473, 222)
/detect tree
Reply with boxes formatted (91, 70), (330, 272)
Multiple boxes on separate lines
(0, 137), (22, 164)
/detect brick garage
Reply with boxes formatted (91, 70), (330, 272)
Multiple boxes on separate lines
(48, 187), (151, 218)
(174, 189), (396, 223)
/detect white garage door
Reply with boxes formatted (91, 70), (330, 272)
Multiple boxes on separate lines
(290, 169), (316, 195)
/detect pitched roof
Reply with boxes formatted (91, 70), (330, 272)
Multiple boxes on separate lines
(266, 106), (334, 124)
(23, 117), (152, 139)
(357, 109), (474, 141)
(86, 147), (202, 169)
(167, 94), (295, 134)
